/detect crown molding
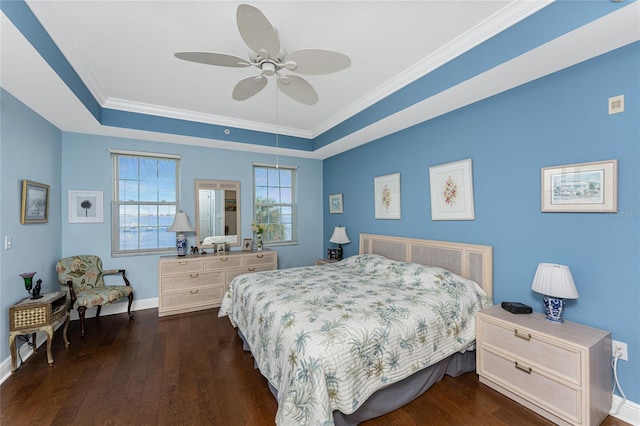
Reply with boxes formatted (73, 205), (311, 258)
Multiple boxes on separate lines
(102, 97), (312, 139)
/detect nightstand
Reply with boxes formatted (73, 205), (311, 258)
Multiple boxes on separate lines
(9, 291), (70, 372)
(315, 258), (339, 265)
(476, 305), (611, 426)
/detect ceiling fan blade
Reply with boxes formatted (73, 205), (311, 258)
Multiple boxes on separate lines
(277, 75), (318, 105)
(284, 49), (351, 75)
(174, 52), (250, 68)
(233, 76), (268, 101)
(236, 4), (280, 59)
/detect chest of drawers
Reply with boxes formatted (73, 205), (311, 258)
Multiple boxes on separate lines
(476, 305), (611, 426)
(158, 250), (277, 317)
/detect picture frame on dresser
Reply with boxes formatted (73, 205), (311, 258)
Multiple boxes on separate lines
(242, 238), (253, 251)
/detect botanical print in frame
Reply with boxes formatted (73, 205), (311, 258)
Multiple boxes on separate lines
(68, 190), (104, 223)
(541, 159), (617, 212)
(21, 180), (49, 224)
(374, 173), (401, 219)
(243, 238), (253, 251)
(429, 159), (475, 221)
(329, 193), (343, 214)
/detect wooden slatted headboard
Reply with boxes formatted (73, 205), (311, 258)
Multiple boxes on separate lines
(359, 233), (493, 299)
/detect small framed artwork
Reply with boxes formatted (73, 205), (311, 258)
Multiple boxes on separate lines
(21, 180), (49, 224)
(242, 238), (253, 251)
(541, 159), (617, 212)
(429, 159), (475, 221)
(374, 173), (401, 219)
(68, 190), (104, 223)
(329, 193), (343, 214)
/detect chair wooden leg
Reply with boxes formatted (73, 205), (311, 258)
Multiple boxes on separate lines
(96, 305), (102, 319)
(77, 307), (86, 337)
(127, 293), (134, 320)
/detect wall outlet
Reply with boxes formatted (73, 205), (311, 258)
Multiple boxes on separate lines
(612, 340), (628, 361)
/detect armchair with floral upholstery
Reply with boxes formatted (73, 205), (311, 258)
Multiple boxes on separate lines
(56, 255), (133, 337)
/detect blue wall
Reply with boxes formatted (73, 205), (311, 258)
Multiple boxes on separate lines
(60, 133), (324, 301)
(0, 89), (62, 365)
(323, 43), (640, 403)
(0, 91), (324, 367)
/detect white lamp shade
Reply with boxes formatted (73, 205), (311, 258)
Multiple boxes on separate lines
(329, 226), (350, 244)
(531, 263), (579, 299)
(168, 210), (194, 233)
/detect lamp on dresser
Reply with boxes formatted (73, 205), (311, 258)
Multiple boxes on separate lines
(329, 226), (350, 260)
(531, 263), (579, 323)
(168, 210), (194, 256)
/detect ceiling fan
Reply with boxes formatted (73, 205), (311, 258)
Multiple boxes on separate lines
(175, 4), (351, 105)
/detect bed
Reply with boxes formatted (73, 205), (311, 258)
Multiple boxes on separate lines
(219, 233), (493, 425)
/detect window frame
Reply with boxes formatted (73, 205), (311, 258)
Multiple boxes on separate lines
(111, 150), (181, 257)
(252, 163), (298, 246)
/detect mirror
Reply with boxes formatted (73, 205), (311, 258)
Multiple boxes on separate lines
(195, 179), (241, 248)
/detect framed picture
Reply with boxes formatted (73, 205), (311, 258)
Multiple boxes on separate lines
(374, 173), (401, 219)
(541, 159), (617, 212)
(329, 193), (343, 214)
(429, 158), (475, 221)
(68, 190), (104, 223)
(242, 238), (253, 251)
(21, 180), (49, 224)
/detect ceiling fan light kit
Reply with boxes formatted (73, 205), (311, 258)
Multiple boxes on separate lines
(175, 3), (351, 105)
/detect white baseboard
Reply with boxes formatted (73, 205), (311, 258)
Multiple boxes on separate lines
(66, 297), (158, 321)
(0, 297), (158, 384)
(611, 395), (640, 425)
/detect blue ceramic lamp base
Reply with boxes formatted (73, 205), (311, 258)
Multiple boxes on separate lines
(176, 233), (187, 256)
(543, 295), (566, 323)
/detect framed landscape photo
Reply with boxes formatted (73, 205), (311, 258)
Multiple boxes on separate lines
(68, 190), (104, 223)
(21, 180), (49, 224)
(429, 158), (475, 221)
(374, 173), (401, 219)
(329, 193), (343, 214)
(541, 159), (617, 212)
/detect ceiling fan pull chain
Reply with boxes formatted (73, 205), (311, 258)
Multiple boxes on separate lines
(275, 80), (279, 169)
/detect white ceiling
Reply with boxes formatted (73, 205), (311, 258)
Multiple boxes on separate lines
(1, 1), (638, 159)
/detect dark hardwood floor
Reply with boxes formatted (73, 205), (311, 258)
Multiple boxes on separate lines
(1, 308), (629, 425)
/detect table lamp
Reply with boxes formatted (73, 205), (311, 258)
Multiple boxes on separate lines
(531, 263), (579, 323)
(168, 210), (194, 256)
(329, 226), (350, 260)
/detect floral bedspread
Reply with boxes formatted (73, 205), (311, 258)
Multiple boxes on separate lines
(219, 254), (492, 425)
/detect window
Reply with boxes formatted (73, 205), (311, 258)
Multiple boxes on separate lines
(111, 151), (180, 255)
(253, 164), (296, 244)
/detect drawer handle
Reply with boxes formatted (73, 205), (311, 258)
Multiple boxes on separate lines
(190, 273), (199, 278)
(256, 254), (264, 258)
(514, 362), (532, 374)
(178, 261), (188, 265)
(514, 329), (531, 341)
(189, 290), (199, 295)
(248, 267), (256, 271)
